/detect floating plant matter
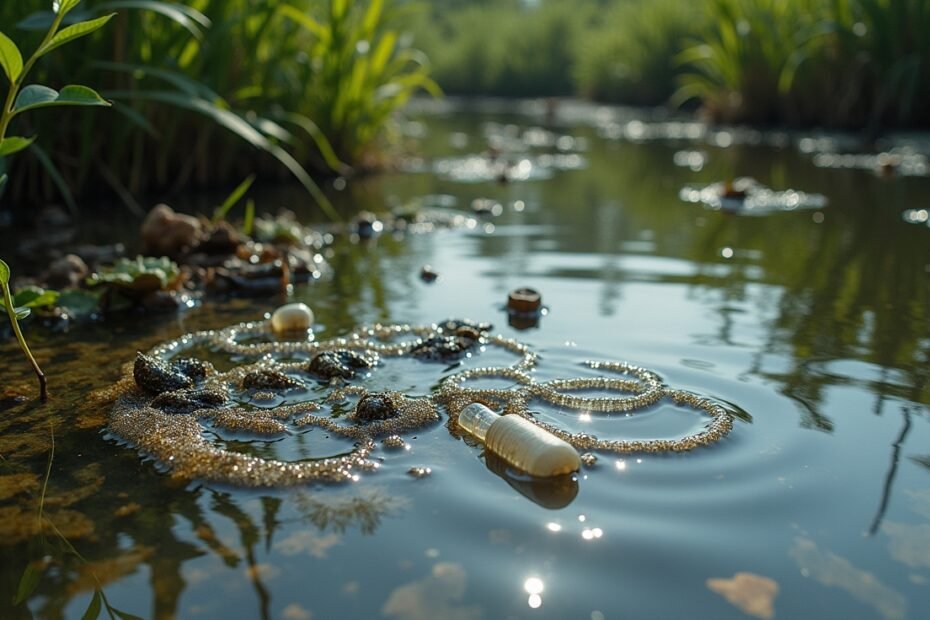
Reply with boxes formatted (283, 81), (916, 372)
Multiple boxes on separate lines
(679, 178), (828, 215)
(104, 311), (734, 487)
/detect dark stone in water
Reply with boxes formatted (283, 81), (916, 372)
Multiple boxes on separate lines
(307, 350), (376, 381)
(134, 352), (194, 394)
(410, 332), (483, 363)
(242, 369), (304, 391)
(151, 388), (227, 414)
(355, 393), (398, 422)
(171, 358), (209, 382)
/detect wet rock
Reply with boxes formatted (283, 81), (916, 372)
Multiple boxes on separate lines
(151, 388), (227, 414)
(207, 259), (289, 296)
(242, 369), (305, 391)
(506, 288), (542, 313)
(45, 254), (88, 289)
(307, 350), (376, 381)
(420, 265), (439, 283)
(410, 328), (484, 363)
(197, 221), (242, 256)
(133, 353), (194, 394)
(354, 393), (399, 422)
(171, 358), (210, 382)
(141, 204), (202, 258)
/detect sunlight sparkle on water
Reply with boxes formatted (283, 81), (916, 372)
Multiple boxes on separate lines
(524, 577), (544, 595)
(546, 522), (562, 532)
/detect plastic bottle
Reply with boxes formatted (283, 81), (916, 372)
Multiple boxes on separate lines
(458, 403), (581, 477)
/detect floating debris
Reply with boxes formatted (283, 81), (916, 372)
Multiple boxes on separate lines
(419, 265), (439, 283)
(354, 393), (401, 422)
(242, 369), (305, 391)
(679, 178), (828, 215)
(580, 453), (598, 467)
(407, 467), (432, 479)
(382, 435), (408, 450)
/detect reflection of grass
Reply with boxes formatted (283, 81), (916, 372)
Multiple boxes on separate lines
(295, 487), (405, 535)
(12, 424), (142, 619)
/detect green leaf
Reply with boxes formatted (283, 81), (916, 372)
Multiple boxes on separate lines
(14, 307), (31, 320)
(97, 1), (210, 39)
(13, 286), (60, 309)
(0, 136), (36, 157)
(0, 173), (7, 195)
(16, 10), (93, 31)
(57, 289), (100, 317)
(55, 0), (84, 17)
(81, 589), (102, 620)
(13, 563), (42, 605)
(213, 175), (255, 224)
(0, 31), (23, 83)
(38, 14), (116, 57)
(0, 258), (10, 285)
(112, 609), (144, 620)
(242, 199), (255, 236)
(13, 84), (110, 115)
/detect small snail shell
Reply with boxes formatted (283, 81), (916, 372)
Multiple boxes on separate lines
(270, 303), (314, 335)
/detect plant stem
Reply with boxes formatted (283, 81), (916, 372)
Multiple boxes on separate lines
(1, 282), (47, 401)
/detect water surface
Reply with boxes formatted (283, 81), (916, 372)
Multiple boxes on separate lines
(2, 100), (930, 620)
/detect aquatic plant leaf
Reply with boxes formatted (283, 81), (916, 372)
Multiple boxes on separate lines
(56, 289), (100, 316)
(212, 174), (255, 224)
(0, 136), (36, 157)
(12, 286), (59, 309)
(13, 84), (110, 115)
(97, 1), (210, 39)
(0, 31), (23, 82)
(38, 14), (115, 57)
(0, 258), (10, 284)
(81, 589), (102, 620)
(12, 562), (41, 604)
(14, 307), (30, 320)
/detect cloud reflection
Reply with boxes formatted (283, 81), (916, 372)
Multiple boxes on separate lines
(706, 572), (778, 620)
(790, 537), (906, 620)
(882, 522), (930, 569)
(382, 562), (482, 620)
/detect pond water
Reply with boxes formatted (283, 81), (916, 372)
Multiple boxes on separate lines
(3, 100), (930, 620)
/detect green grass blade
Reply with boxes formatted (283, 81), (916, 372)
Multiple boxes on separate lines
(213, 174), (255, 224)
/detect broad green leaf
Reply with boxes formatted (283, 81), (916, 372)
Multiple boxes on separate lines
(55, 0), (84, 17)
(81, 589), (102, 620)
(0, 136), (36, 157)
(13, 563), (42, 605)
(0, 31), (23, 83)
(57, 289), (100, 317)
(14, 307), (31, 320)
(38, 14), (115, 57)
(213, 175), (255, 224)
(13, 84), (110, 115)
(0, 258), (10, 284)
(13, 286), (60, 309)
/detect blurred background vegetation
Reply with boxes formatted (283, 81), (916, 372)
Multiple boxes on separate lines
(1, 0), (928, 215)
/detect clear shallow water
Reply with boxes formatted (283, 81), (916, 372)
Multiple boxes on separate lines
(2, 102), (930, 620)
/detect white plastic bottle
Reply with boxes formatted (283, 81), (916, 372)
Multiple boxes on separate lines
(458, 403), (581, 477)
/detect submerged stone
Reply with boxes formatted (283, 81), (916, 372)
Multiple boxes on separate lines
(355, 393), (400, 422)
(410, 328), (484, 363)
(307, 350), (377, 381)
(242, 369), (305, 391)
(134, 353), (194, 394)
(151, 388), (227, 414)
